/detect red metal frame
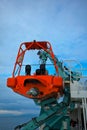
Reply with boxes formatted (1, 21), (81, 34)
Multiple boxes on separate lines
(12, 41), (58, 77)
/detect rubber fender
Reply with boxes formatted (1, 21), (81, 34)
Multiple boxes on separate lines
(7, 77), (17, 88)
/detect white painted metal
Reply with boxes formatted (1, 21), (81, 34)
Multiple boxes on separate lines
(63, 60), (87, 130)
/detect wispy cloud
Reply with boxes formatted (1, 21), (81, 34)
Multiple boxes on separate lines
(0, 0), (87, 68)
(0, 109), (39, 116)
(0, 110), (23, 115)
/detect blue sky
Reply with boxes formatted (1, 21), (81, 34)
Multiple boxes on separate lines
(0, 0), (87, 116)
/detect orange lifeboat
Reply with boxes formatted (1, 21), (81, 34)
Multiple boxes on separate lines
(7, 41), (63, 99)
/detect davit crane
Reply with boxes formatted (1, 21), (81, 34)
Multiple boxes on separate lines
(7, 41), (80, 130)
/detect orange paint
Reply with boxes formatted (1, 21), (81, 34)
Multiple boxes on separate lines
(7, 41), (63, 99)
